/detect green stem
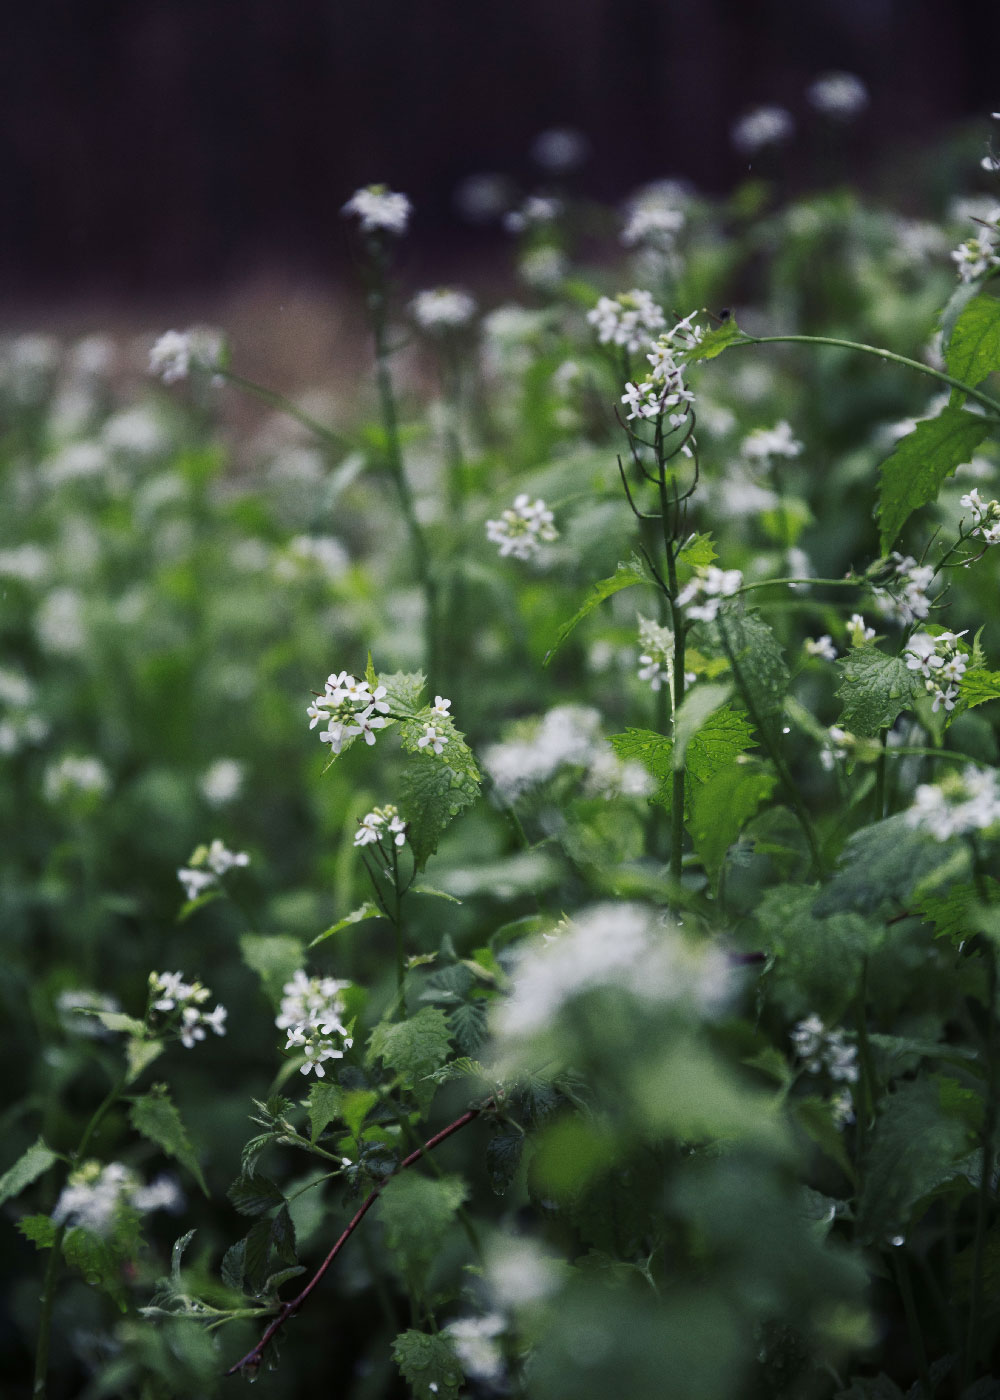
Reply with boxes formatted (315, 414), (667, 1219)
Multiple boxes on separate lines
(213, 369), (349, 451)
(874, 730), (888, 822)
(892, 1249), (934, 1399)
(660, 456), (686, 886)
(734, 334), (1000, 418)
(34, 1073), (127, 1398)
(369, 283), (439, 678)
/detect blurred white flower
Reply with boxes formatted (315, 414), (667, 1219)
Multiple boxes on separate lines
(806, 72), (869, 119)
(0, 544), (49, 584)
(906, 766), (1000, 839)
(341, 184), (412, 235)
(731, 106), (794, 153)
(410, 287), (477, 331)
(43, 755), (110, 804)
(149, 327), (224, 385)
(199, 759), (245, 807)
(486, 493), (558, 561)
(530, 126), (589, 172)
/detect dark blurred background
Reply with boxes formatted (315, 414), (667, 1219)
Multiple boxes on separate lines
(2, 0), (998, 311)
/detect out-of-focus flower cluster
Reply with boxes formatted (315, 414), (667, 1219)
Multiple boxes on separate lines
(53, 1160), (184, 1235)
(951, 206), (1000, 283)
(355, 803), (408, 849)
(149, 971), (227, 1048)
(873, 552), (936, 625)
(486, 494), (558, 561)
(341, 184), (412, 236)
(961, 488), (1000, 545)
(791, 1015), (859, 1083)
(906, 766), (1000, 840)
(675, 566), (743, 623)
(149, 328), (225, 386)
(177, 839), (250, 902)
(410, 288), (477, 332)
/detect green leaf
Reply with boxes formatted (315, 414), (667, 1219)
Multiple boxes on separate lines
(684, 705), (755, 784)
(392, 1329), (464, 1400)
(915, 878), (1000, 945)
(835, 648), (916, 736)
(63, 1225), (131, 1311)
(677, 316), (742, 364)
(544, 554), (651, 665)
(220, 1238), (246, 1291)
(380, 669), (427, 718)
(128, 1085), (208, 1195)
(368, 1008), (453, 1110)
(877, 404), (992, 552)
(171, 1229), (196, 1282)
(411, 883), (462, 904)
(485, 1129), (523, 1195)
(677, 531), (717, 572)
(0, 1137), (58, 1207)
(689, 762), (777, 880)
(125, 1036), (164, 1085)
(399, 749), (481, 872)
(341, 1088), (378, 1141)
(857, 1077), (974, 1241)
(793, 1097), (857, 1186)
(814, 814), (958, 917)
(959, 668), (1000, 711)
(945, 294), (1000, 392)
(376, 1172), (469, 1279)
(306, 1080), (343, 1143)
(17, 1213), (58, 1248)
(240, 933), (304, 1003)
(87, 1010), (147, 1036)
(227, 1174), (286, 1217)
(448, 1000), (488, 1056)
(609, 729), (674, 809)
(309, 901), (380, 949)
(716, 612), (789, 724)
(673, 683), (731, 772)
(759, 885), (885, 1020)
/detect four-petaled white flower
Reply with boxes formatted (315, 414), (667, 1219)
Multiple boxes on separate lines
(354, 704), (388, 746)
(417, 723), (447, 755)
(431, 695), (452, 719)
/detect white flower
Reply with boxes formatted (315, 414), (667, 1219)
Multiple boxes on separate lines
(621, 204), (685, 248)
(341, 184), (412, 235)
(806, 72), (869, 119)
(149, 327), (224, 385)
(904, 630), (968, 711)
(791, 1015), (859, 1082)
(199, 759), (244, 807)
(530, 126), (589, 172)
(354, 704), (387, 746)
(43, 755), (110, 804)
(205, 839), (250, 875)
(741, 420), (803, 461)
(819, 726), (852, 771)
(950, 207), (1000, 283)
(503, 195), (562, 233)
(873, 553), (936, 625)
(431, 695), (452, 719)
(486, 493), (559, 561)
(410, 288), (477, 331)
(201, 1005), (228, 1037)
(805, 635), (837, 661)
(285, 1024), (353, 1077)
(444, 1315), (506, 1383)
(417, 723), (447, 755)
(586, 290), (666, 354)
(847, 614), (876, 645)
(731, 106), (794, 153)
(675, 566), (743, 622)
(354, 812), (383, 847)
(906, 766), (1000, 840)
(276, 970), (350, 1034)
(151, 971), (192, 1012)
(180, 1006), (207, 1048)
(319, 720), (359, 754)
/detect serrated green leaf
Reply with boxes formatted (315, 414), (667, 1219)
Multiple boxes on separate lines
(125, 1036), (164, 1085)
(689, 762), (777, 880)
(673, 683), (732, 772)
(306, 1080), (343, 1143)
(239, 933), (304, 1003)
(857, 1077), (974, 1241)
(171, 1229), (196, 1282)
(716, 612), (789, 724)
(915, 877), (1000, 945)
(392, 1329), (464, 1400)
(399, 749), (481, 872)
(448, 1000), (488, 1055)
(677, 531), (717, 572)
(610, 707), (755, 812)
(759, 885), (884, 1020)
(128, 1085), (207, 1195)
(220, 1238), (246, 1291)
(17, 1213), (58, 1248)
(814, 814), (958, 917)
(376, 1172), (469, 1279)
(87, 1010), (147, 1036)
(544, 554), (651, 665)
(242, 1217), (273, 1292)
(609, 729), (673, 808)
(63, 1225), (131, 1311)
(677, 316), (742, 364)
(945, 294), (1000, 392)
(310, 901), (380, 948)
(0, 1137), (58, 1206)
(380, 669), (427, 718)
(959, 668), (1000, 711)
(877, 404), (992, 552)
(368, 1008), (453, 1110)
(835, 648), (916, 736)
(485, 1129), (523, 1195)
(227, 1174), (286, 1217)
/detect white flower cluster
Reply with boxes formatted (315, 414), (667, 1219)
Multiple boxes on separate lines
(791, 1015), (859, 1083)
(355, 803), (407, 849)
(675, 565), (743, 623)
(307, 671), (390, 754)
(621, 203), (685, 250)
(804, 635), (837, 661)
(806, 72), (869, 119)
(731, 105), (794, 153)
(150, 971), (228, 1048)
(53, 1160), (184, 1235)
(951, 207), (1000, 283)
(905, 630), (969, 713)
(410, 287), (477, 331)
(873, 552), (936, 625)
(503, 194), (562, 233)
(637, 614), (674, 691)
(906, 765), (1000, 841)
(341, 184), (412, 235)
(618, 312), (703, 435)
(819, 725), (852, 771)
(492, 903), (731, 1051)
(177, 839), (250, 902)
(444, 1314), (507, 1383)
(199, 758), (244, 808)
(149, 327), (224, 385)
(0, 668), (48, 757)
(847, 613), (876, 645)
(43, 754), (110, 804)
(482, 705), (652, 804)
(741, 420), (803, 461)
(277, 969), (353, 1078)
(586, 289), (666, 355)
(486, 494), (558, 561)
(960, 488), (1000, 544)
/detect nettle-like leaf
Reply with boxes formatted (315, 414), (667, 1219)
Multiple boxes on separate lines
(227, 1173), (286, 1217)
(376, 1172), (469, 1279)
(367, 1007), (453, 1109)
(915, 877), (1000, 945)
(716, 612), (789, 725)
(544, 553), (651, 664)
(242, 1205), (298, 1294)
(945, 293), (1000, 394)
(239, 933), (304, 1006)
(392, 1329), (464, 1400)
(0, 1137), (58, 1207)
(758, 884), (885, 1020)
(689, 761), (777, 882)
(18, 1214), (58, 1249)
(128, 1084), (207, 1195)
(813, 813), (959, 917)
(306, 1080), (343, 1143)
(485, 1128), (524, 1196)
(835, 647), (916, 737)
(399, 747), (481, 872)
(959, 667), (1000, 711)
(310, 900), (380, 949)
(63, 1224), (134, 1312)
(610, 708), (756, 816)
(877, 404), (992, 552)
(380, 669), (427, 717)
(448, 999), (488, 1056)
(857, 1076), (975, 1242)
(676, 315), (742, 365)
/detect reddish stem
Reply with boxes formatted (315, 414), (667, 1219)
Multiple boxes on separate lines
(225, 1105), (484, 1377)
